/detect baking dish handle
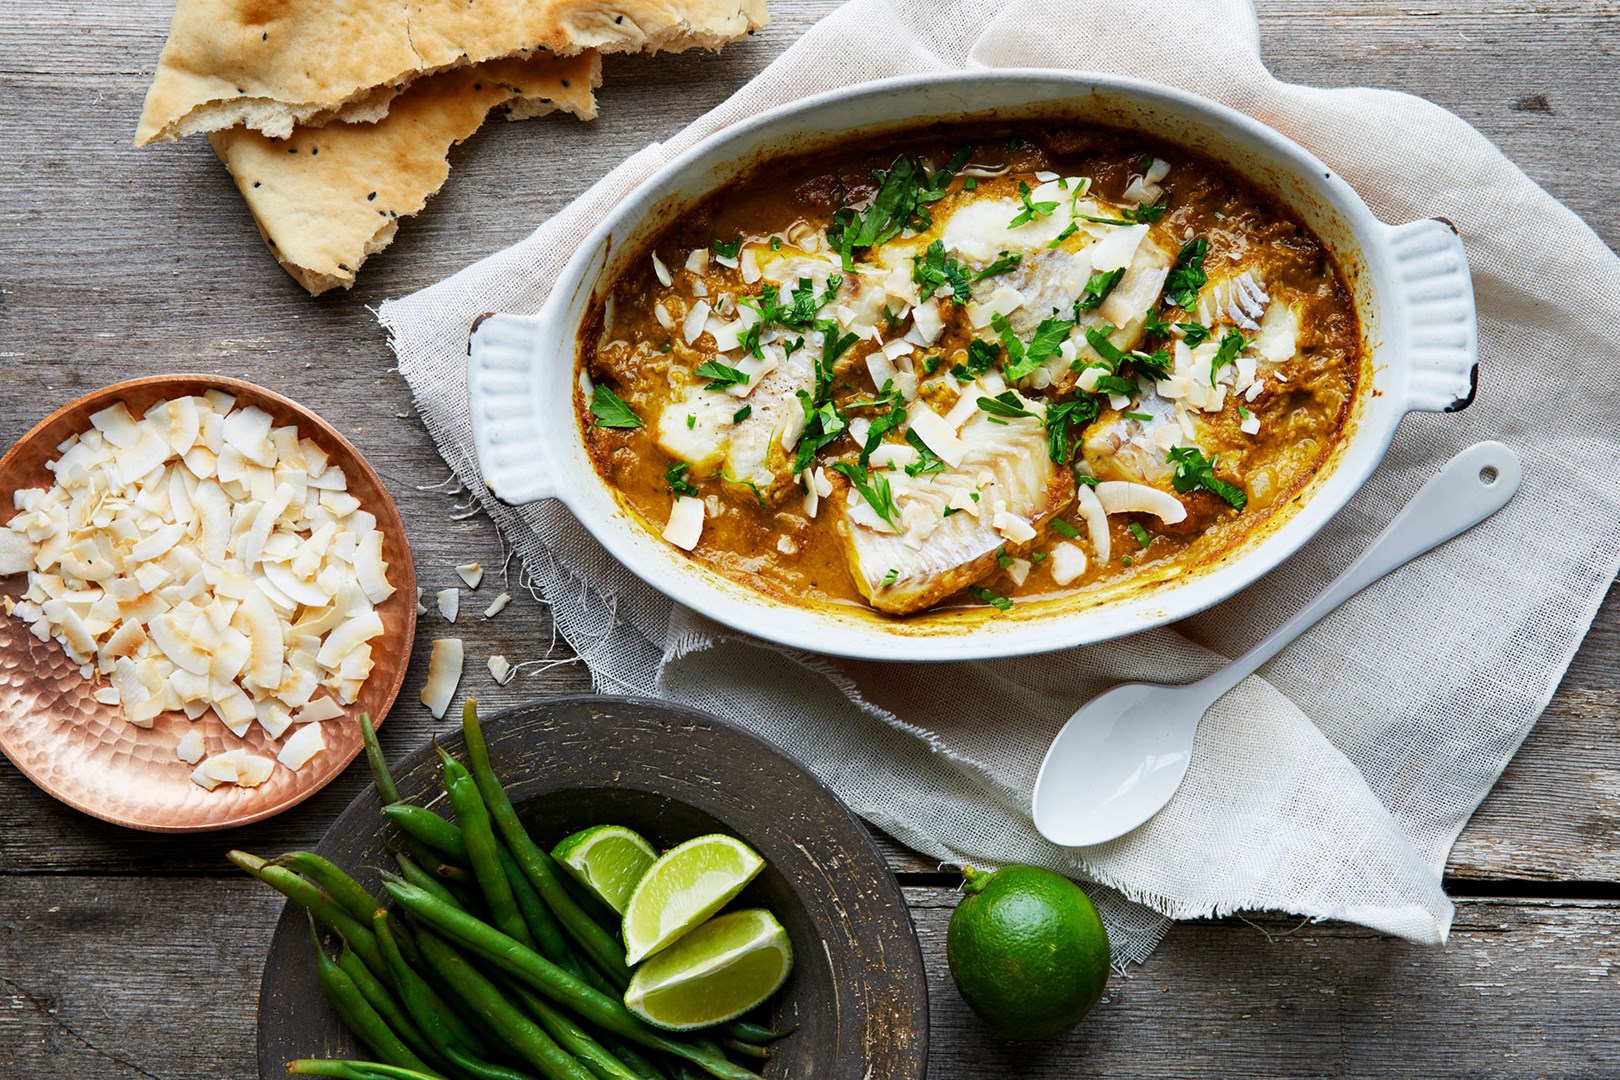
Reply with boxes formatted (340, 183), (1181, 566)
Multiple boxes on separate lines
(467, 309), (560, 505)
(1385, 217), (1479, 414)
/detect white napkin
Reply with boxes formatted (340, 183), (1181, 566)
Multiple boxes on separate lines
(380, 0), (1620, 964)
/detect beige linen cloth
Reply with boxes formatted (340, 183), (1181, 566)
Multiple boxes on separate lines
(380, 0), (1620, 963)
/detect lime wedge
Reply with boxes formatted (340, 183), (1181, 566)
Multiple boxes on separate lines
(621, 834), (765, 964)
(551, 825), (659, 914)
(624, 908), (793, 1030)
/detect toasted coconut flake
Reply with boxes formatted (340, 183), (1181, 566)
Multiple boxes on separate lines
(175, 728), (205, 764)
(487, 654), (515, 685)
(421, 638), (464, 719)
(662, 496), (705, 551)
(293, 696), (345, 724)
(1094, 481), (1189, 524)
(1075, 484), (1111, 562)
(436, 588), (460, 622)
(455, 563), (483, 589)
(483, 592), (511, 619)
(278, 723), (326, 771)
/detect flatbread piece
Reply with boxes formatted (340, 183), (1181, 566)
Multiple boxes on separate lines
(210, 51), (602, 295)
(138, 0), (767, 144)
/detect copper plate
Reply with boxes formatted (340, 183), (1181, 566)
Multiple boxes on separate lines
(0, 376), (417, 831)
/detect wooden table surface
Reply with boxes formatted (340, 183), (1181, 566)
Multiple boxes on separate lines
(2, 1), (1616, 1076)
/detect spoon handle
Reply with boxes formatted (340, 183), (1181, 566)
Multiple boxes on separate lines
(1200, 441), (1522, 698)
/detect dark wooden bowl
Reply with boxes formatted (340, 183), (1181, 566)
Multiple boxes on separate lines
(255, 695), (929, 1078)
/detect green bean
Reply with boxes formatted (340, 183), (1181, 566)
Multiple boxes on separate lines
(719, 1022), (790, 1045)
(374, 909), (490, 1061)
(416, 931), (593, 1080)
(287, 1060), (443, 1080)
(597, 1039), (665, 1080)
(382, 879), (761, 1080)
(504, 981), (643, 1080)
(231, 851), (387, 982)
(362, 714), (403, 805)
(458, 701), (631, 988)
(437, 863), (478, 887)
(274, 851), (384, 927)
(443, 1045), (542, 1080)
(311, 922), (439, 1075)
(718, 1041), (767, 1062)
(386, 804), (472, 863)
(499, 843), (579, 971)
(395, 851), (464, 908)
(335, 942), (441, 1071)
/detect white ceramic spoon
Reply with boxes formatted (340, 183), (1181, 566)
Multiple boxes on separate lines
(1031, 441), (1522, 848)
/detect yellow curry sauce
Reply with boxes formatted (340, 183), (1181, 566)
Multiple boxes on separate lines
(578, 126), (1360, 617)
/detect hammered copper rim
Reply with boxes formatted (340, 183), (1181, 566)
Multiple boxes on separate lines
(0, 375), (417, 832)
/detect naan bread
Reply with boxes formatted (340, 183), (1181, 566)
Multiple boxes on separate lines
(210, 52), (601, 295)
(137, 0), (767, 145)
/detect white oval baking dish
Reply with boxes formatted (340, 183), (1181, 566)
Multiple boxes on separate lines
(466, 70), (1477, 661)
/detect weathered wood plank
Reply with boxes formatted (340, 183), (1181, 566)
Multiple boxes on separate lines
(2, 878), (1615, 1079)
(0, 0), (1617, 885)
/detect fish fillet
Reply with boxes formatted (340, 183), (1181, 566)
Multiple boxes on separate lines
(842, 400), (1073, 615)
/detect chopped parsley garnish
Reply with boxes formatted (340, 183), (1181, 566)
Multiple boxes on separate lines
(664, 461), (699, 497)
(904, 429), (946, 477)
(1075, 211), (1134, 227)
(1093, 373), (1139, 397)
(1209, 330), (1247, 386)
(732, 404), (752, 423)
(1121, 555), (1134, 566)
(792, 393), (847, 474)
(694, 360), (750, 390)
(1051, 518), (1081, 539)
(1164, 237), (1210, 308)
(914, 244), (1023, 304)
(686, 413), (696, 429)
(589, 385), (643, 429)
(1130, 201), (1168, 223)
(1047, 222), (1079, 248)
(1082, 325), (1129, 370)
(816, 326), (860, 402)
(1031, 551), (1047, 562)
(1130, 349), (1172, 381)
(1045, 396), (1100, 464)
(952, 338), (1001, 382)
(1143, 309), (1174, 338)
(922, 354), (945, 375)
(717, 470), (767, 508)
(1237, 405), (1252, 420)
(831, 461), (901, 531)
(977, 389), (1037, 420)
(1178, 321), (1213, 347)
(1129, 522), (1151, 549)
(710, 236), (743, 259)
(1007, 181), (1058, 228)
(825, 148), (969, 270)
(1124, 411), (1153, 421)
(969, 585), (1014, 613)
(964, 177), (978, 191)
(1166, 446), (1247, 510)
(995, 312), (1074, 383)
(857, 387), (908, 467)
(881, 568), (899, 587)
(996, 548), (1014, 570)
(769, 236), (782, 251)
(1077, 268), (1125, 312)
(1077, 474), (1098, 487)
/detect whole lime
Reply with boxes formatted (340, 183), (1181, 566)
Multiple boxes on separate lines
(945, 864), (1110, 1039)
